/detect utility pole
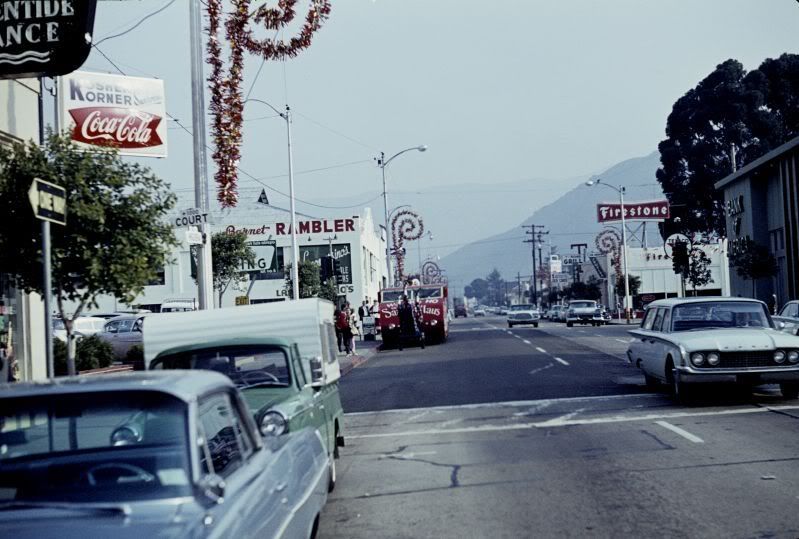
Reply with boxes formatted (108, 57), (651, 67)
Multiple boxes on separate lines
(537, 230), (550, 302)
(517, 272), (522, 304)
(523, 225), (547, 307)
(570, 243), (587, 283)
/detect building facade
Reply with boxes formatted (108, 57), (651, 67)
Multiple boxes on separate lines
(0, 79), (47, 382)
(715, 136), (799, 305)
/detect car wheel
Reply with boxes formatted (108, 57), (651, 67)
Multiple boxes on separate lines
(643, 372), (659, 389)
(566, 322), (573, 328)
(327, 455), (337, 492)
(534, 323), (539, 328)
(780, 382), (799, 399)
(507, 322), (513, 328)
(669, 367), (692, 405)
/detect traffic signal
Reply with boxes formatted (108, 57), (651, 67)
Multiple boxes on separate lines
(320, 256), (334, 282)
(671, 240), (690, 276)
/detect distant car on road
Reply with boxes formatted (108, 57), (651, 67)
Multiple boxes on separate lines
(474, 308), (486, 317)
(566, 300), (604, 327)
(774, 300), (799, 336)
(0, 371), (329, 539)
(627, 297), (799, 402)
(507, 304), (540, 328)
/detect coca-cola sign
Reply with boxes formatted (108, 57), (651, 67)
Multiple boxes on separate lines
(596, 200), (670, 223)
(59, 71), (168, 158)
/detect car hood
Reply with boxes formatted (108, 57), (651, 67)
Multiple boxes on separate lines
(671, 328), (799, 351)
(0, 499), (203, 539)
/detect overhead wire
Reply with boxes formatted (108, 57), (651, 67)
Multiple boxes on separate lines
(93, 0), (178, 47)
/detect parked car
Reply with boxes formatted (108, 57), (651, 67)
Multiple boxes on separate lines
(52, 316), (106, 343)
(627, 297), (799, 402)
(96, 314), (146, 361)
(145, 299), (345, 492)
(774, 300), (799, 336)
(507, 304), (540, 328)
(566, 300), (604, 327)
(0, 371), (329, 539)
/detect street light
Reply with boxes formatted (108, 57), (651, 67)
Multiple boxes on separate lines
(377, 146), (427, 287)
(586, 178), (631, 323)
(246, 98), (300, 301)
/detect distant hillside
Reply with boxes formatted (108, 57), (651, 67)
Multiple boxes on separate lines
(440, 152), (664, 290)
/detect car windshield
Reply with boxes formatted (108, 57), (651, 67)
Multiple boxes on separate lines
(511, 305), (534, 311)
(416, 287), (443, 299)
(671, 301), (772, 331)
(154, 345), (292, 389)
(570, 302), (596, 309)
(0, 391), (191, 503)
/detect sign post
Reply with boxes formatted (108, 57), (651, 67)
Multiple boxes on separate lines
(29, 178), (66, 378)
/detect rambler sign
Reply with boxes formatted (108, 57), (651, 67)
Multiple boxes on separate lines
(59, 71), (168, 157)
(0, 0), (97, 80)
(596, 200), (670, 223)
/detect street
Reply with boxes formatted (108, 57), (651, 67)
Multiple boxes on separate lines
(321, 316), (799, 538)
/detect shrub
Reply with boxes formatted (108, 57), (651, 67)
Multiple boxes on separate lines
(125, 345), (145, 371)
(54, 335), (115, 375)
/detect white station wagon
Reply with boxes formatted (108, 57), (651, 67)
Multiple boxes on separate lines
(627, 297), (799, 401)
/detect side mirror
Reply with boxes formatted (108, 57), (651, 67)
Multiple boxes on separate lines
(199, 474), (226, 505)
(308, 356), (324, 388)
(778, 321), (786, 330)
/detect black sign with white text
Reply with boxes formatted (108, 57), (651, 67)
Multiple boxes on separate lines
(0, 0), (98, 80)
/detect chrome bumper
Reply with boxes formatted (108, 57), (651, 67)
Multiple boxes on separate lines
(676, 366), (799, 384)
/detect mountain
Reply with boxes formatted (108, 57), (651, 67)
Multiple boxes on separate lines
(440, 152), (664, 290)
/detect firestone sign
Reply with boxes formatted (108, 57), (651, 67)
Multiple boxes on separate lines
(58, 71), (168, 158)
(596, 200), (670, 223)
(0, 0), (97, 79)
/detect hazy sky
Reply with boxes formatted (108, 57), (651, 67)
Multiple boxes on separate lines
(79, 0), (799, 218)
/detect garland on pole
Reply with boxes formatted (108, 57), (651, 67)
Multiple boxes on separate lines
(391, 210), (424, 282)
(206, 0), (332, 208)
(421, 260), (443, 284)
(595, 229), (623, 278)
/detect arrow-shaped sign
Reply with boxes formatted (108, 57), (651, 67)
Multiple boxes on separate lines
(29, 177), (67, 226)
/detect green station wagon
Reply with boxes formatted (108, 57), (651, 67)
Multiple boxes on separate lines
(144, 299), (345, 491)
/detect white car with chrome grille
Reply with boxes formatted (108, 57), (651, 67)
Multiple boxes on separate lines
(507, 304), (540, 328)
(627, 297), (799, 402)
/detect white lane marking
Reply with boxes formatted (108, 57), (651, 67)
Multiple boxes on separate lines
(535, 347), (547, 353)
(655, 420), (705, 443)
(529, 363), (554, 376)
(554, 357), (569, 366)
(513, 334), (523, 339)
(523, 339), (531, 345)
(439, 418), (463, 428)
(347, 404), (799, 439)
(536, 408), (586, 427)
(345, 393), (662, 416)
(513, 401), (553, 417)
(397, 410), (429, 425)
(594, 334), (603, 337)
(616, 338), (632, 344)
(379, 451), (438, 460)
(578, 330), (587, 334)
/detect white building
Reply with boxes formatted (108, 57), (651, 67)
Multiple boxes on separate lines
(87, 202), (386, 312)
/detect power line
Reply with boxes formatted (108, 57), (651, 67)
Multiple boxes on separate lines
(94, 0), (177, 47)
(293, 111), (377, 151)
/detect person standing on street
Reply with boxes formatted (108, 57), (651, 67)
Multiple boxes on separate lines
(335, 305), (349, 354)
(348, 306), (359, 354)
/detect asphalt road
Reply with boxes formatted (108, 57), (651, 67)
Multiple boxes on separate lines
(321, 316), (799, 539)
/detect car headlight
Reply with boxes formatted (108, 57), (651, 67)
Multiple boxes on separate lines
(430, 319), (438, 325)
(388, 323), (396, 330)
(788, 350), (799, 364)
(691, 352), (705, 366)
(259, 411), (288, 437)
(774, 350), (786, 364)
(707, 352), (720, 366)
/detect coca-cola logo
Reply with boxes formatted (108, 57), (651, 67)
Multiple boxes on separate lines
(68, 107), (163, 149)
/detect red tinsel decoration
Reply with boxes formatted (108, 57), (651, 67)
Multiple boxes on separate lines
(206, 0), (332, 208)
(391, 210), (424, 282)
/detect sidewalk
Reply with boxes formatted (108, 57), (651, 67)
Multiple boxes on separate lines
(338, 337), (381, 376)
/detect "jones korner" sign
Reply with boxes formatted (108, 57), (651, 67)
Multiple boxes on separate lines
(0, 1), (97, 80)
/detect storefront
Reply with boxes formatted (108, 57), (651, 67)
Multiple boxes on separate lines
(87, 205), (386, 312)
(715, 135), (799, 305)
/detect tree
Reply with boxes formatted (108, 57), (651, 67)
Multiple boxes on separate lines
(686, 248), (714, 295)
(562, 279), (602, 302)
(468, 278), (488, 302)
(205, 231), (255, 305)
(464, 285), (475, 298)
(0, 134), (178, 375)
(485, 268), (504, 306)
(657, 54), (799, 235)
(730, 239), (778, 297)
(319, 280), (339, 303)
(614, 274), (641, 300)
(284, 260), (323, 299)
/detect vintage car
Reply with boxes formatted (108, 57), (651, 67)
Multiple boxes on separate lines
(566, 300), (604, 327)
(96, 313), (147, 361)
(0, 371), (329, 539)
(773, 300), (799, 336)
(507, 304), (540, 328)
(145, 299), (345, 491)
(627, 297), (799, 401)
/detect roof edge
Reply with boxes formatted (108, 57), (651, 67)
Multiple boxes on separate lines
(715, 135), (799, 190)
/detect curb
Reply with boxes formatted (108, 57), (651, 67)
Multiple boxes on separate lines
(340, 346), (379, 377)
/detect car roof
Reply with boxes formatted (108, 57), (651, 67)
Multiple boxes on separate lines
(107, 313), (147, 321)
(0, 370), (232, 401)
(153, 337), (294, 360)
(645, 296), (766, 308)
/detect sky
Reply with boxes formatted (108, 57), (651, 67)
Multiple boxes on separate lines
(75, 0), (799, 250)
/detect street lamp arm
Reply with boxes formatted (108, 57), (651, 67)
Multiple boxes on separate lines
(244, 98), (287, 119)
(381, 145), (428, 168)
(586, 178), (624, 195)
